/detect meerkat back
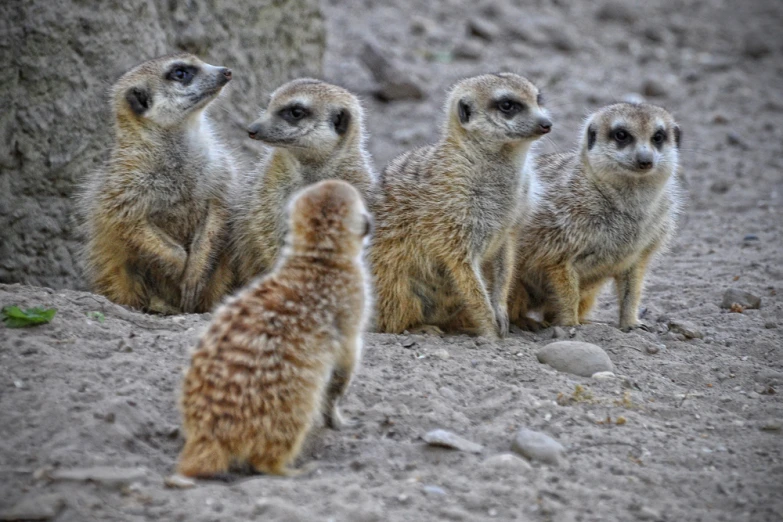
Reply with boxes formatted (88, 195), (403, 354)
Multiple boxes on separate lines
(177, 179), (372, 478)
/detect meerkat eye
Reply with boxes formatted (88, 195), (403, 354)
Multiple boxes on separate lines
(496, 98), (523, 116)
(652, 130), (667, 144)
(279, 104), (310, 123)
(612, 128), (630, 143)
(167, 65), (196, 84)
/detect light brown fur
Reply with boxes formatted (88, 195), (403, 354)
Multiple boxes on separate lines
(231, 79), (376, 286)
(80, 53), (235, 314)
(509, 103), (683, 331)
(177, 180), (372, 477)
(369, 73), (551, 339)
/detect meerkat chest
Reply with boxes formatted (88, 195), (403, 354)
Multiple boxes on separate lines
(572, 209), (657, 277)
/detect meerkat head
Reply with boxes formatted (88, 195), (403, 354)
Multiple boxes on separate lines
(581, 103), (680, 182)
(246, 79), (364, 161)
(285, 179), (371, 259)
(444, 72), (552, 147)
(112, 53), (232, 128)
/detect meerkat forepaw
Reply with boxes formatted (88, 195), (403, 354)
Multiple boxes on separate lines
(180, 278), (206, 313)
(409, 324), (445, 336)
(325, 407), (355, 430)
(495, 310), (510, 338)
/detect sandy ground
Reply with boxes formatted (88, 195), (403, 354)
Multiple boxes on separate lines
(2, 0), (783, 520)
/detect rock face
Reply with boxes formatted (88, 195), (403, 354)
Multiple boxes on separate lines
(0, 0), (326, 290)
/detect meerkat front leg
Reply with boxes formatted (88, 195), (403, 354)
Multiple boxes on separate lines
(615, 248), (655, 331)
(181, 202), (229, 313)
(125, 222), (188, 279)
(544, 262), (581, 326)
(443, 255), (499, 338)
(487, 236), (517, 338)
(323, 337), (361, 430)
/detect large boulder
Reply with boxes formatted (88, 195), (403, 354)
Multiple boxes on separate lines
(0, 0), (325, 289)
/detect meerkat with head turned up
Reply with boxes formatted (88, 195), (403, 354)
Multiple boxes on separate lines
(508, 102), (682, 332)
(177, 179), (372, 478)
(369, 73), (552, 339)
(231, 79), (375, 286)
(80, 53), (235, 314)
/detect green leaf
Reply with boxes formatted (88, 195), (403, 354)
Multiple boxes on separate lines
(86, 311), (105, 323)
(2, 305), (57, 328)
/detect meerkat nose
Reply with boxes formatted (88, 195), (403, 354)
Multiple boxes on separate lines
(636, 152), (653, 170)
(219, 68), (232, 84)
(537, 118), (552, 134)
(247, 122), (262, 140)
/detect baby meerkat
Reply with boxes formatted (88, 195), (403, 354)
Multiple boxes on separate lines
(508, 102), (682, 331)
(80, 53), (235, 314)
(370, 73), (551, 339)
(231, 79), (375, 285)
(177, 179), (372, 478)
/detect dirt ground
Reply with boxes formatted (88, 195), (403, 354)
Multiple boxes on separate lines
(2, 0), (782, 520)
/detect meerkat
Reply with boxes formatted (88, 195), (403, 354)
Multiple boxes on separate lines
(80, 53), (235, 314)
(231, 79), (376, 286)
(177, 179), (372, 478)
(508, 102), (682, 332)
(369, 73), (552, 339)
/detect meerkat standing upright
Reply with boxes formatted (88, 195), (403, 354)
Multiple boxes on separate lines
(370, 73), (552, 339)
(508, 102), (682, 331)
(231, 79), (375, 285)
(80, 53), (235, 314)
(177, 180), (372, 478)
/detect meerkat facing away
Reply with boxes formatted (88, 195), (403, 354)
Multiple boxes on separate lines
(508, 102), (682, 331)
(369, 73), (551, 339)
(231, 79), (376, 286)
(177, 179), (372, 478)
(80, 53), (235, 314)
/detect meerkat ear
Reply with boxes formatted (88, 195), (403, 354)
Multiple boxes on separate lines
(587, 124), (597, 150)
(125, 87), (151, 116)
(458, 99), (472, 125)
(331, 108), (351, 135)
(673, 125), (681, 148)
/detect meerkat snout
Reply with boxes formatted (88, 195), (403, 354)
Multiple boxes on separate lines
(636, 148), (654, 170)
(537, 117), (553, 134)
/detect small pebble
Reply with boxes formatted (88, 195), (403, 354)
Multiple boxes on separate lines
(551, 326), (567, 339)
(592, 371), (616, 381)
(481, 453), (533, 472)
(423, 484), (447, 496)
(646, 344), (662, 355)
(668, 319), (704, 339)
(164, 474), (196, 489)
(453, 39), (484, 60)
(511, 428), (565, 466)
(423, 429), (483, 453)
(467, 18), (501, 40)
(721, 288), (761, 310)
(760, 420), (782, 432)
(537, 341), (614, 377)
(431, 349), (450, 360)
(642, 78), (667, 98)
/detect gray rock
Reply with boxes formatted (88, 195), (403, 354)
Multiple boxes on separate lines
(744, 33), (772, 59)
(592, 371), (617, 380)
(0, 0), (325, 290)
(668, 319), (704, 339)
(424, 429), (483, 453)
(423, 484), (447, 496)
(760, 420), (782, 432)
(596, 2), (638, 23)
(721, 288), (761, 310)
(642, 78), (668, 98)
(453, 39), (485, 60)
(536, 341), (614, 377)
(164, 474), (196, 489)
(431, 349), (450, 360)
(481, 453), (533, 472)
(48, 466), (147, 487)
(359, 41), (425, 102)
(0, 494), (64, 521)
(468, 18), (501, 41)
(511, 428), (565, 465)
(636, 506), (662, 520)
(551, 326), (567, 339)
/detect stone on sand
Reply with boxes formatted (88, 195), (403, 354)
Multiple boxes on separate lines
(48, 466), (147, 487)
(0, 494), (64, 521)
(536, 341), (614, 377)
(511, 428), (565, 465)
(721, 288), (761, 310)
(482, 453), (533, 472)
(424, 429), (483, 453)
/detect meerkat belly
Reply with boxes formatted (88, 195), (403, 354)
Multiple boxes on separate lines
(148, 196), (207, 247)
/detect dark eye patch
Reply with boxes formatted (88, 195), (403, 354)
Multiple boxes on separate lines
(651, 129), (667, 150)
(165, 63), (198, 85)
(609, 127), (633, 148)
(494, 97), (525, 117)
(279, 103), (311, 123)
(536, 92), (544, 106)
